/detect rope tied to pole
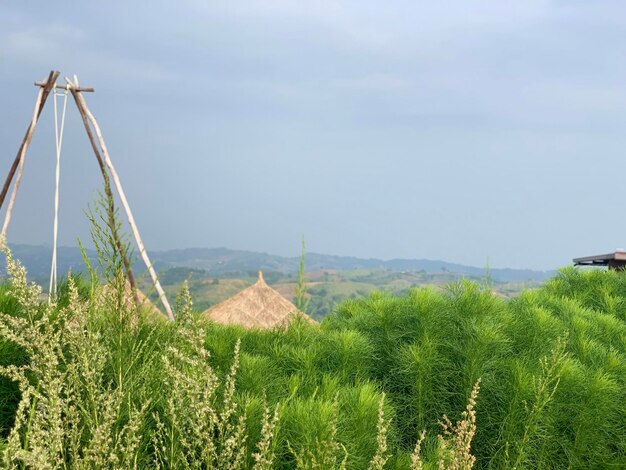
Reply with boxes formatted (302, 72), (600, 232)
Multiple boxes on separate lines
(2, 71), (174, 320)
(48, 84), (69, 302)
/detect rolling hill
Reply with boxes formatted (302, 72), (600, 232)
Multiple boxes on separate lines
(0, 244), (552, 283)
(0, 244), (553, 319)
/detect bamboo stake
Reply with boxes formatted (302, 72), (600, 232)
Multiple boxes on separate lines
(1, 88), (44, 237)
(68, 78), (175, 321)
(66, 82), (141, 310)
(0, 71), (59, 233)
(35, 81), (94, 92)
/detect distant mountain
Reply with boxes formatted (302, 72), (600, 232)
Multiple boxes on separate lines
(1, 245), (98, 281)
(0, 244), (554, 283)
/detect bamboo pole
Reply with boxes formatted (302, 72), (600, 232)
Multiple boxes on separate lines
(66, 82), (141, 310)
(68, 78), (175, 321)
(35, 81), (94, 92)
(1, 88), (44, 237)
(0, 71), (59, 229)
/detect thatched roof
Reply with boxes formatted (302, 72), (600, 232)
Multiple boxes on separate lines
(101, 281), (165, 321)
(203, 271), (315, 329)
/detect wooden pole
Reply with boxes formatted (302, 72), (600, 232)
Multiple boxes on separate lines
(1, 71), (172, 320)
(68, 78), (175, 321)
(1, 88), (44, 238)
(35, 81), (94, 92)
(0, 71), (59, 215)
(66, 82), (142, 311)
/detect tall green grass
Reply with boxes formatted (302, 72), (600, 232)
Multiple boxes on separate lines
(0, 245), (624, 468)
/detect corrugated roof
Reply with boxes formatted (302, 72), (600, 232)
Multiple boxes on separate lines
(573, 251), (626, 266)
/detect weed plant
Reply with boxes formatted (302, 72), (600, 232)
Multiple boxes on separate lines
(0, 235), (624, 467)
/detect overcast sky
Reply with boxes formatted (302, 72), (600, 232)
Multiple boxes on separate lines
(1, 1), (625, 270)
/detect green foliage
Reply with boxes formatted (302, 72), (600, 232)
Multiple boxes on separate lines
(150, 263), (542, 321)
(295, 236), (309, 314)
(84, 193), (133, 284)
(0, 281), (26, 439)
(157, 266), (207, 285)
(0, 245), (625, 468)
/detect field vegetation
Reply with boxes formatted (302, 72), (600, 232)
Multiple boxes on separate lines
(150, 267), (542, 319)
(0, 240), (624, 467)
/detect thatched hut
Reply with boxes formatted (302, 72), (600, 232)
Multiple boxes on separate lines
(202, 271), (315, 329)
(101, 281), (165, 321)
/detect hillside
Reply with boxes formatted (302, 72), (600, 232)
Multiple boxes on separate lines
(1, 244), (553, 282)
(147, 267), (544, 319)
(0, 258), (624, 468)
(0, 244), (551, 319)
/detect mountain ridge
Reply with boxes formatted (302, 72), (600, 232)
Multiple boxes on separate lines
(0, 244), (554, 282)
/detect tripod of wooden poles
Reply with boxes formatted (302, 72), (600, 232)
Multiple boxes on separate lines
(0, 70), (175, 321)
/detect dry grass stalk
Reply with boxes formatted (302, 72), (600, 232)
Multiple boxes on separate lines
(368, 392), (390, 470)
(153, 283), (279, 468)
(252, 398), (281, 470)
(0, 249), (281, 469)
(409, 379), (481, 470)
(410, 430), (427, 470)
(0, 250), (146, 469)
(437, 378), (480, 470)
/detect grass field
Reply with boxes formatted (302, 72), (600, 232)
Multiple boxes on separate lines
(0, 246), (623, 468)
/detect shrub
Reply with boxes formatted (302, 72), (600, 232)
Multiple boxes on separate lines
(0, 243), (624, 468)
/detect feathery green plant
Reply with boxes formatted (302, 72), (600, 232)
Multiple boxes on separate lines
(295, 236), (309, 314)
(0, 228), (624, 469)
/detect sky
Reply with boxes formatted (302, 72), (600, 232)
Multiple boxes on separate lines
(1, 1), (626, 270)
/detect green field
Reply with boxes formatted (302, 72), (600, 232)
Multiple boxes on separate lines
(147, 266), (544, 319)
(0, 246), (624, 468)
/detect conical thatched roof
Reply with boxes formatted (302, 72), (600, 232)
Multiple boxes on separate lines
(203, 271), (315, 329)
(101, 281), (165, 321)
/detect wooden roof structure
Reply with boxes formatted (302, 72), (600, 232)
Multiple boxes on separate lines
(573, 251), (626, 270)
(202, 271), (316, 329)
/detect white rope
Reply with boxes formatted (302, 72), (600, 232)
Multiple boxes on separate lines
(49, 85), (69, 301)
